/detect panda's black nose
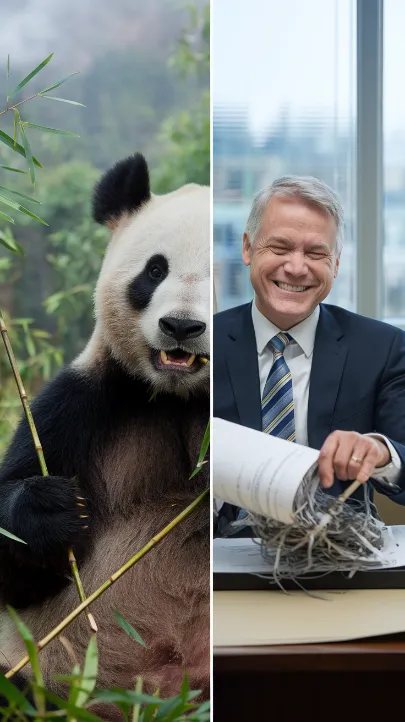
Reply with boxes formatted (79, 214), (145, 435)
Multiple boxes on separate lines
(159, 316), (206, 342)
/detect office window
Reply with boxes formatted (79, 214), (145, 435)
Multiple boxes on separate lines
(213, 0), (356, 312)
(383, 0), (405, 326)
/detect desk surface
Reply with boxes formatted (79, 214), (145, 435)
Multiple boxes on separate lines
(214, 589), (405, 647)
(214, 633), (405, 671)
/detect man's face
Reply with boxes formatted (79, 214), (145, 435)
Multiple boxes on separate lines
(242, 196), (340, 329)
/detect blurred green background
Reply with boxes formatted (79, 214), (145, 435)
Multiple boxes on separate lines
(0, 0), (209, 457)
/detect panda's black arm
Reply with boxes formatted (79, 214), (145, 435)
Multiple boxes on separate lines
(0, 367), (96, 606)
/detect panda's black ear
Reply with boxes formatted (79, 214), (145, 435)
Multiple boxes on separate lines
(92, 154), (151, 227)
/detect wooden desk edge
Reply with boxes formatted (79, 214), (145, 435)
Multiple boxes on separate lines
(214, 638), (405, 672)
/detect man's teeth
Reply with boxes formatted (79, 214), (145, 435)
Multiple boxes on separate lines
(276, 282), (309, 292)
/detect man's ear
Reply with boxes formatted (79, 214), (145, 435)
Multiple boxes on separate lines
(334, 253), (340, 278)
(242, 233), (252, 266)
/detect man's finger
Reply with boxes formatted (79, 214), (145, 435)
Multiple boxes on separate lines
(318, 432), (340, 488)
(346, 440), (371, 481)
(356, 448), (380, 484)
(332, 435), (360, 480)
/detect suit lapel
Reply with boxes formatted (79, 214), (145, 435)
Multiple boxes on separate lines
(307, 304), (348, 449)
(225, 303), (262, 431)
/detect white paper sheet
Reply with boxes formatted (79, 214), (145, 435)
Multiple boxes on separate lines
(213, 417), (319, 524)
(213, 525), (405, 573)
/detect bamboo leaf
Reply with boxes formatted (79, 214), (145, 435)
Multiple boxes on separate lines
(195, 701), (210, 713)
(75, 635), (98, 708)
(32, 684), (102, 721)
(0, 185), (40, 204)
(0, 674), (36, 715)
(8, 52), (54, 99)
(24, 330), (36, 358)
(180, 670), (189, 703)
(154, 696), (195, 721)
(19, 122), (35, 184)
(142, 701), (161, 722)
(32, 329), (51, 338)
(0, 193), (48, 225)
(19, 206), (48, 225)
(0, 165), (26, 174)
(0, 210), (15, 224)
(0, 235), (17, 252)
(6, 606), (45, 715)
(113, 609), (147, 648)
(24, 122), (79, 138)
(38, 71), (79, 94)
(66, 663), (81, 709)
(10, 317), (34, 325)
(0, 129), (42, 167)
(93, 689), (164, 706)
(0, 234), (23, 255)
(189, 419), (210, 479)
(41, 95), (85, 106)
(0, 193), (26, 211)
(0, 525), (26, 543)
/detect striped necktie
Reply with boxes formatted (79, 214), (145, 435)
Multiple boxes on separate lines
(261, 332), (296, 442)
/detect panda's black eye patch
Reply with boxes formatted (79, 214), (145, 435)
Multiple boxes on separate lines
(128, 254), (169, 310)
(149, 264), (163, 280)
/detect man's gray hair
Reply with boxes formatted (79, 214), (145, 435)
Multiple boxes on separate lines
(245, 176), (344, 255)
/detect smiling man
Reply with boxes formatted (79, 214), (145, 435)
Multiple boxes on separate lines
(214, 176), (405, 535)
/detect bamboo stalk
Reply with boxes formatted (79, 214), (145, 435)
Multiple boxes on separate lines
(5, 488), (208, 679)
(336, 479), (362, 504)
(0, 315), (97, 633)
(316, 479), (363, 533)
(132, 676), (143, 722)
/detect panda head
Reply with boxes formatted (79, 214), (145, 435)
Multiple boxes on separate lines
(91, 154), (210, 397)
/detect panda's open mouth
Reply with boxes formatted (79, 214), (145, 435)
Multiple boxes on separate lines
(153, 349), (209, 373)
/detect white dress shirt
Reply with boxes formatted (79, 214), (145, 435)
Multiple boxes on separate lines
(251, 299), (401, 487)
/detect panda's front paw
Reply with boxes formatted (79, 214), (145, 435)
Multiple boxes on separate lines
(12, 475), (89, 564)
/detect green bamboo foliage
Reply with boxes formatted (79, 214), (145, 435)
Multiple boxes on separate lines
(0, 53), (83, 247)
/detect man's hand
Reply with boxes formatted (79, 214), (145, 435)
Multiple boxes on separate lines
(318, 431), (391, 488)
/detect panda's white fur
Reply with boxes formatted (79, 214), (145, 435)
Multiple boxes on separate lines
(0, 155), (210, 720)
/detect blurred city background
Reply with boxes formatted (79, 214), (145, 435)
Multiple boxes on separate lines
(0, 0), (209, 456)
(213, 0), (405, 322)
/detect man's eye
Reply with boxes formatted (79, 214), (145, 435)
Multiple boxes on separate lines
(270, 247), (288, 255)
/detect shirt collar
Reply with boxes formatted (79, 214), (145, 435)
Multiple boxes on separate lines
(251, 299), (320, 358)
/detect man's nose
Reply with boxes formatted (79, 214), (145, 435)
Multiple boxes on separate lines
(283, 252), (308, 276)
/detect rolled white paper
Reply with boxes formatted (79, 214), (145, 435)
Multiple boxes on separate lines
(213, 417), (320, 524)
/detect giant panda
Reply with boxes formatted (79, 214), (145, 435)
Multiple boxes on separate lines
(0, 154), (210, 719)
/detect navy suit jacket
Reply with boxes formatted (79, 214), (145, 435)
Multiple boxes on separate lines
(214, 302), (405, 531)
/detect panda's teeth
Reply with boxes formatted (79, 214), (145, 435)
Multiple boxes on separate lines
(160, 350), (195, 366)
(200, 357), (208, 364)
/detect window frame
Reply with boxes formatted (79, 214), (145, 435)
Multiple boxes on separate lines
(356, 0), (384, 321)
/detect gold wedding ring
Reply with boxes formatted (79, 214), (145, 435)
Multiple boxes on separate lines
(351, 455), (363, 464)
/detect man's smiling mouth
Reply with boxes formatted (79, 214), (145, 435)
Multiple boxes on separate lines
(273, 281), (311, 293)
